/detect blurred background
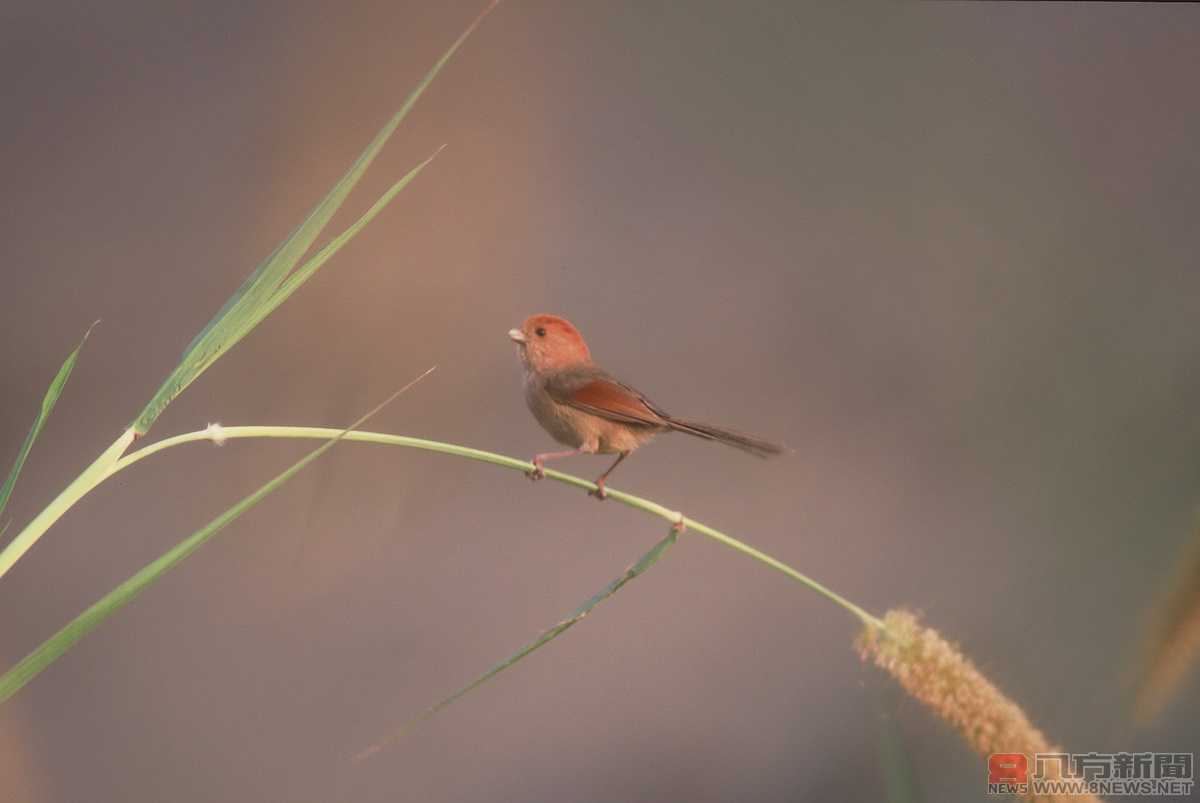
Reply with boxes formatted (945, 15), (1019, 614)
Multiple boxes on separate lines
(2, 2), (1198, 801)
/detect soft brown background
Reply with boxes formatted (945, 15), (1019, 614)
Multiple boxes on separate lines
(2, 2), (1198, 801)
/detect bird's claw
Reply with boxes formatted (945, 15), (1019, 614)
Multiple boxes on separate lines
(589, 483), (608, 501)
(526, 462), (545, 481)
(671, 515), (686, 535)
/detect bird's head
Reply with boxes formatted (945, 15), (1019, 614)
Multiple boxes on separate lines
(508, 314), (592, 374)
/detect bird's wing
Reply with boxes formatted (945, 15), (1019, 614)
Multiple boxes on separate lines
(544, 369), (669, 428)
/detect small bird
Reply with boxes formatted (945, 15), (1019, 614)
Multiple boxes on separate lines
(508, 314), (784, 499)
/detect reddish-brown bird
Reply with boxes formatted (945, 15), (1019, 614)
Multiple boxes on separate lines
(508, 314), (784, 498)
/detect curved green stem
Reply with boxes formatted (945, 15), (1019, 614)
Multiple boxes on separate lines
(114, 426), (883, 629)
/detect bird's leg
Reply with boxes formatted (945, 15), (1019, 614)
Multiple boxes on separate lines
(589, 452), (629, 500)
(527, 449), (582, 481)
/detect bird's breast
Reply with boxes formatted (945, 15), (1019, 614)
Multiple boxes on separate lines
(524, 375), (588, 449)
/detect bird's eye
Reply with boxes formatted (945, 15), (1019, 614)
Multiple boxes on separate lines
(535, 327), (546, 337)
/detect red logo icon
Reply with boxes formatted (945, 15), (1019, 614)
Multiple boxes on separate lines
(989, 753), (1029, 784)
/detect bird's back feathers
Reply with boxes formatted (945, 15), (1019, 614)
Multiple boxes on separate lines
(542, 366), (783, 458)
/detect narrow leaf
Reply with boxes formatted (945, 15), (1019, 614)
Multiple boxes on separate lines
(239, 148), (443, 340)
(0, 322), (97, 525)
(0, 367), (434, 705)
(354, 527), (677, 762)
(131, 1), (498, 435)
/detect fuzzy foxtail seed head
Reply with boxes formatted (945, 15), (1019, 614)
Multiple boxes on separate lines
(858, 610), (1102, 803)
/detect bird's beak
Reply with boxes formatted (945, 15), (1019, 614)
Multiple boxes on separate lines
(507, 328), (527, 344)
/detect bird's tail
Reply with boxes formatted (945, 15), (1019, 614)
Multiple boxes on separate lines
(665, 417), (785, 458)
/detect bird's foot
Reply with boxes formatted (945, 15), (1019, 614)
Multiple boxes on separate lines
(588, 480), (608, 501)
(671, 515), (686, 535)
(526, 459), (545, 481)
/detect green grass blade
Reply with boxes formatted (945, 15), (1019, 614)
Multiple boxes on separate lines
(353, 528), (678, 762)
(0, 368), (434, 705)
(0, 323), (96, 525)
(240, 148), (443, 340)
(176, 235), (293, 362)
(131, 2), (497, 435)
(0, 453), (321, 704)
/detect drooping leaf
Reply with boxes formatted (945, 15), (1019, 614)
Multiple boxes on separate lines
(354, 527), (678, 762)
(0, 322), (97, 527)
